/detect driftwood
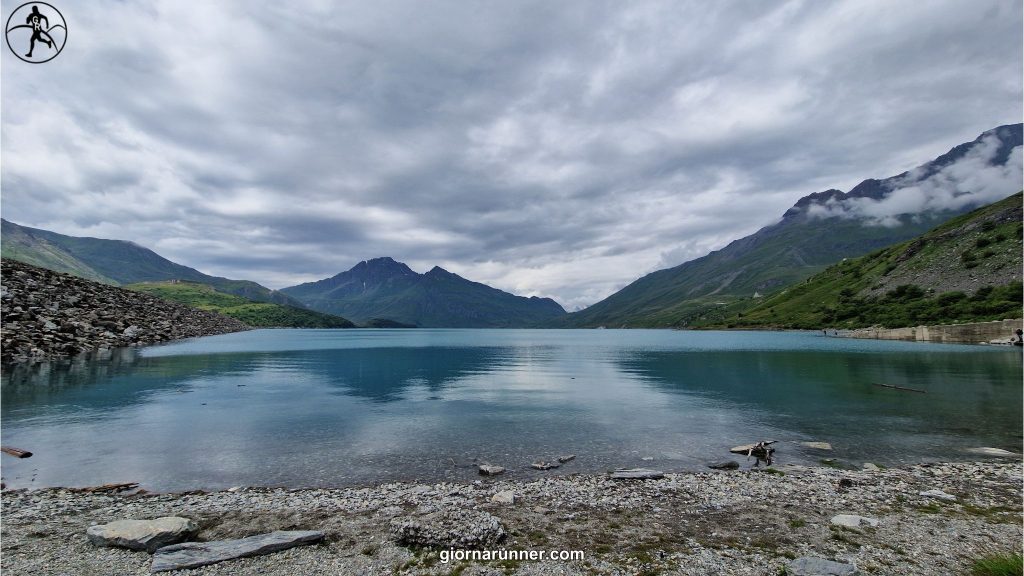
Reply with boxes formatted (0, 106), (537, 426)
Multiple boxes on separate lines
(745, 441), (776, 467)
(0, 446), (33, 458)
(68, 482), (140, 493)
(873, 383), (926, 393)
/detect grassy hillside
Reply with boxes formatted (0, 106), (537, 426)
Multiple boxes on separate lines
(1, 221), (117, 284)
(557, 212), (954, 328)
(699, 193), (1023, 329)
(556, 124), (1023, 328)
(127, 282), (356, 328)
(1, 220), (306, 308)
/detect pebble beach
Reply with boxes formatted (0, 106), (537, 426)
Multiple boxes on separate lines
(1, 461), (1020, 575)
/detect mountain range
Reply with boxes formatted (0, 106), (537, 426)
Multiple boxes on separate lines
(0, 222), (566, 328)
(280, 257), (566, 327)
(556, 123), (1023, 328)
(2, 124), (1020, 330)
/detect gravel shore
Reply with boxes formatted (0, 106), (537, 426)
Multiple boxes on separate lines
(1, 461), (1020, 575)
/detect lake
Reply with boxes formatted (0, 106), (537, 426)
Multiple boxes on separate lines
(1, 329), (1020, 491)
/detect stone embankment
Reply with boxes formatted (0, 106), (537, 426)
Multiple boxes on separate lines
(1, 259), (250, 364)
(837, 318), (1022, 345)
(1, 462), (1020, 575)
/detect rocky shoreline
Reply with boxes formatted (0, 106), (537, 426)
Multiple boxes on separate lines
(1, 259), (250, 364)
(1, 461), (1020, 575)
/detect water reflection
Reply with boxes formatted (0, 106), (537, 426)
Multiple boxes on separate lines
(616, 350), (1023, 459)
(1, 330), (1020, 491)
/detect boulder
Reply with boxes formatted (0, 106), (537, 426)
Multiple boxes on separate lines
(707, 460), (740, 470)
(557, 455), (576, 463)
(151, 530), (324, 572)
(86, 517), (198, 553)
(391, 510), (505, 549)
(491, 490), (516, 504)
(787, 556), (859, 575)
(830, 514), (879, 528)
(610, 468), (664, 480)
(478, 464), (505, 476)
(862, 463), (880, 471)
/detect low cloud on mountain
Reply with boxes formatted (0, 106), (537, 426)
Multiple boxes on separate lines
(807, 133), (1024, 227)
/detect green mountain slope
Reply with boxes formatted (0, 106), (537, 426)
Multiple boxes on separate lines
(0, 221), (117, 284)
(0, 220), (305, 308)
(127, 282), (356, 328)
(282, 257), (566, 327)
(558, 124), (1023, 328)
(702, 193), (1023, 329)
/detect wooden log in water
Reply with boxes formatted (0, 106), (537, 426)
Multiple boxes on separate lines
(873, 383), (926, 393)
(69, 482), (140, 493)
(0, 446), (33, 458)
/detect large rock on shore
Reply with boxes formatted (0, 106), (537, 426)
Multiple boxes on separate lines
(150, 530), (324, 572)
(1, 259), (250, 364)
(86, 517), (198, 553)
(390, 510), (505, 549)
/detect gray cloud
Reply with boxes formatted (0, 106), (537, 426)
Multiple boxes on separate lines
(2, 0), (1021, 310)
(807, 135), (1024, 226)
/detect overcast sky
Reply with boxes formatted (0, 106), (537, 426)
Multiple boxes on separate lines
(2, 1), (1021, 310)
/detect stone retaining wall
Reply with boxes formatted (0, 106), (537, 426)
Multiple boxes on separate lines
(838, 318), (1023, 344)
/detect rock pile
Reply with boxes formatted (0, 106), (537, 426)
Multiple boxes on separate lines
(1, 259), (250, 364)
(390, 509), (506, 549)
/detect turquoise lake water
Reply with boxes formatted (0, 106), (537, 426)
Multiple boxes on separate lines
(1, 329), (1020, 491)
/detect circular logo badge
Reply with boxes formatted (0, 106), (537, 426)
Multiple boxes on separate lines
(5, 2), (67, 64)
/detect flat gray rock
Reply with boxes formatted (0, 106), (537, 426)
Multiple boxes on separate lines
(787, 556), (859, 575)
(151, 530), (324, 572)
(801, 441), (833, 450)
(87, 517), (198, 553)
(830, 514), (879, 528)
(610, 468), (664, 479)
(478, 464), (505, 476)
(966, 447), (1017, 457)
(920, 489), (957, 501)
(491, 490), (516, 504)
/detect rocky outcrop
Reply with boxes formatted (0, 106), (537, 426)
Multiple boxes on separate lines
(1, 259), (250, 364)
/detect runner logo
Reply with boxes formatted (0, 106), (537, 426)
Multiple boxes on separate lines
(5, 2), (66, 63)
